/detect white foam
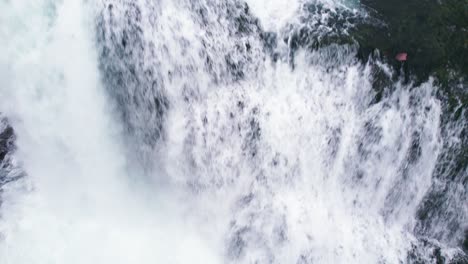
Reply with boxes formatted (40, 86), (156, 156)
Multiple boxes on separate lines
(0, 1), (220, 263)
(244, 0), (302, 31)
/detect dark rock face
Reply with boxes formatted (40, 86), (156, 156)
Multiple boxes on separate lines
(356, 0), (467, 85)
(0, 116), (23, 202)
(0, 116), (15, 171)
(0, 124), (14, 163)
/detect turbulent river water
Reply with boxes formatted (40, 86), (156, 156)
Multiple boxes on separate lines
(0, 0), (466, 263)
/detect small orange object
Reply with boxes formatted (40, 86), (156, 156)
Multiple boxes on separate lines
(396, 53), (407, 61)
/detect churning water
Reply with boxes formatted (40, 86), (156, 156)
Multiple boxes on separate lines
(0, 0), (466, 263)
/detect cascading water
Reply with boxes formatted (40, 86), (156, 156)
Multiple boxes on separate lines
(0, 0), (466, 263)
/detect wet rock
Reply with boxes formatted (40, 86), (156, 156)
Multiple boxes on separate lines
(0, 126), (14, 163)
(356, 0), (467, 85)
(0, 116), (23, 196)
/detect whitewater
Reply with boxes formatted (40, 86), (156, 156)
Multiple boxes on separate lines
(0, 0), (466, 263)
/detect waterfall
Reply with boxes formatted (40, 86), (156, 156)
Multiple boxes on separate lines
(0, 0), (466, 263)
